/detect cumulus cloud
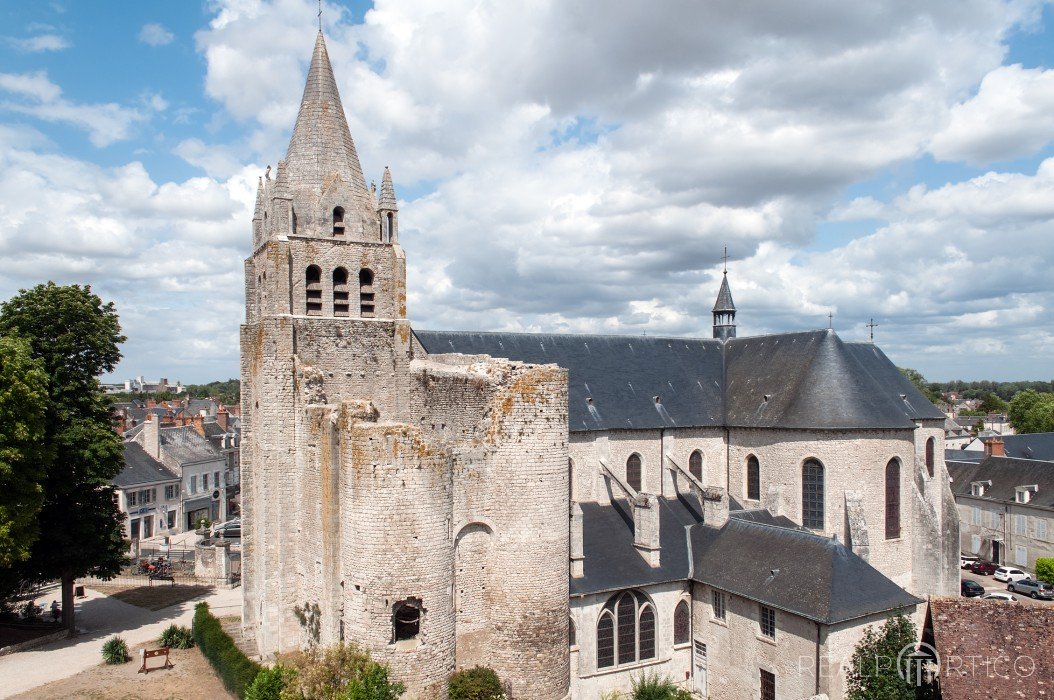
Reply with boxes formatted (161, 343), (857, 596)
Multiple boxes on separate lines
(929, 64), (1054, 165)
(138, 23), (175, 47)
(0, 71), (144, 146)
(4, 34), (70, 52)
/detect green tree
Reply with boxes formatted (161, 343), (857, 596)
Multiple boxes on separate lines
(0, 336), (48, 567)
(1008, 390), (1054, 434)
(1036, 558), (1054, 585)
(977, 392), (1008, 414)
(845, 614), (934, 700)
(0, 283), (127, 635)
(898, 368), (941, 404)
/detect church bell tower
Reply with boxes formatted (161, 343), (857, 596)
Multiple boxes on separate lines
(712, 264), (736, 341)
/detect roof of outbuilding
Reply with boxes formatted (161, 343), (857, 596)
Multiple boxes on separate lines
(946, 456), (1054, 509)
(115, 442), (179, 488)
(689, 518), (923, 624)
(414, 328), (943, 432)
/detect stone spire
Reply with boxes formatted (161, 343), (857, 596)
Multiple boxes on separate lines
(712, 271), (736, 340)
(284, 31), (371, 209)
(378, 166), (398, 211)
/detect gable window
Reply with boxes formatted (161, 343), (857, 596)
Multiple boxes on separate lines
(596, 590), (655, 669)
(626, 453), (642, 493)
(925, 437), (935, 478)
(885, 459), (901, 539)
(761, 669), (776, 700)
(333, 267), (350, 317)
(392, 598), (421, 642)
(711, 590), (726, 621)
(759, 605), (776, 639)
(306, 265), (322, 315)
(673, 600), (690, 645)
(747, 455), (761, 501)
(689, 450), (703, 481)
(802, 459), (825, 530)
(332, 206), (345, 236)
(359, 269), (375, 317)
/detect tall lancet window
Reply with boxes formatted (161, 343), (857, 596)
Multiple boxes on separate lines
(386, 212), (394, 243)
(332, 206), (345, 236)
(626, 453), (642, 493)
(333, 267), (349, 317)
(689, 450), (703, 481)
(359, 269), (375, 317)
(802, 459), (825, 530)
(305, 265), (322, 316)
(885, 459), (901, 539)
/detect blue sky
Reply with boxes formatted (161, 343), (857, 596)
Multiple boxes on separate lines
(1, 1), (1054, 383)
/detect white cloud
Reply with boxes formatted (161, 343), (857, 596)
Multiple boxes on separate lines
(4, 34), (70, 52)
(929, 64), (1054, 165)
(138, 23), (175, 47)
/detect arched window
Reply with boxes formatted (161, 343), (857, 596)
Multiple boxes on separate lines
(626, 453), (642, 493)
(925, 437), (935, 478)
(689, 450), (703, 481)
(747, 455), (761, 501)
(386, 211), (394, 242)
(597, 590), (654, 669)
(333, 267), (349, 317)
(332, 206), (345, 236)
(359, 268), (375, 317)
(391, 598), (421, 642)
(885, 459), (901, 539)
(802, 459), (825, 530)
(305, 265), (322, 315)
(569, 617), (576, 648)
(673, 600), (690, 645)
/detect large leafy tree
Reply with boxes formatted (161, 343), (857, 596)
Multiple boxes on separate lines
(845, 614), (934, 700)
(0, 283), (126, 633)
(0, 336), (48, 567)
(1008, 390), (1054, 434)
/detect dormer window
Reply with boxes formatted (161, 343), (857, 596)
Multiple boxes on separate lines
(332, 206), (345, 236)
(1016, 485), (1038, 504)
(971, 480), (992, 497)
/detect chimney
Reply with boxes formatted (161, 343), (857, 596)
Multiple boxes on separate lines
(191, 413), (205, 437)
(570, 503), (584, 578)
(702, 487), (729, 528)
(216, 408), (230, 432)
(143, 414), (161, 460)
(632, 493), (661, 567)
(984, 436), (1005, 458)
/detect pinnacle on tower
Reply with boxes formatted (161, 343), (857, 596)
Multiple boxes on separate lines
(712, 267), (737, 340)
(284, 31), (371, 210)
(378, 166), (398, 211)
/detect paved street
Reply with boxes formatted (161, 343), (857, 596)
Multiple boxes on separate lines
(0, 583), (240, 699)
(961, 569), (1054, 607)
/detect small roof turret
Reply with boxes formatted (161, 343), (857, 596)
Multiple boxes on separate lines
(713, 273), (735, 313)
(378, 166), (398, 211)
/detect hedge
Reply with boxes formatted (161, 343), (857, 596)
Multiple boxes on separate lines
(192, 601), (262, 698)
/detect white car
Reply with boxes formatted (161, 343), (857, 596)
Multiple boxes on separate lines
(994, 567), (1029, 583)
(980, 591), (1018, 602)
(960, 554), (978, 569)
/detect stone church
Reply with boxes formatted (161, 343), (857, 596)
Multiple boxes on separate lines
(240, 32), (959, 700)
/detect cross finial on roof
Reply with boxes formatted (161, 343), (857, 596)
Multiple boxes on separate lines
(318, 0), (323, 31)
(722, 245), (729, 274)
(828, 311), (833, 329)
(866, 318), (879, 343)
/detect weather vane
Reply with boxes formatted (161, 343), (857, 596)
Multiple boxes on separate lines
(318, 0), (323, 31)
(866, 318), (879, 343)
(827, 311), (833, 329)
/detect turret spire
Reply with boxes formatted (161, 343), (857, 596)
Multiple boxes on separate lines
(378, 166), (398, 211)
(712, 254), (736, 340)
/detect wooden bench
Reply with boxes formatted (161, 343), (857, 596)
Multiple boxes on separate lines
(138, 647), (174, 673)
(148, 573), (175, 586)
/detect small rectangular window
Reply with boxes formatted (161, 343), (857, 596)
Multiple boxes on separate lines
(761, 669), (776, 700)
(1014, 514), (1026, 535)
(759, 605), (775, 639)
(989, 511), (999, 529)
(711, 590), (726, 621)
(203, 473), (209, 490)
(1038, 519), (1048, 541)
(1015, 545), (1027, 566)
(214, 471), (221, 489)
(128, 491), (137, 507)
(190, 475), (197, 494)
(972, 507), (981, 525)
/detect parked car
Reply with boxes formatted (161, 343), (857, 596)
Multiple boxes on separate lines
(980, 591), (1018, 602)
(960, 554), (979, 569)
(1007, 578), (1054, 600)
(994, 567), (1029, 583)
(961, 579), (985, 597)
(971, 560), (997, 576)
(212, 518), (241, 539)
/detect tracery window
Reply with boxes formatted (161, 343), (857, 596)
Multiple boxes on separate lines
(747, 455), (761, 501)
(802, 459), (825, 530)
(596, 590), (656, 669)
(885, 459), (901, 539)
(626, 453), (642, 493)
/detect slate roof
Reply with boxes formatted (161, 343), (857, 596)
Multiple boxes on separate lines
(414, 328), (943, 432)
(944, 449), (982, 463)
(994, 432), (1054, 462)
(160, 425), (224, 465)
(115, 442), (178, 488)
(926, 598), (1054, 700)
(712, 273), (735, 312)
(690, 518), (923, 624)
(946, 456), (1054, 509)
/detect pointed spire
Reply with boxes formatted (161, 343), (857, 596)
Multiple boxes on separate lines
(712, 273), (735, 313)
(378, 166), (398, 211)
(712, 255), (736, 340)
(284, 31), (371, 208)
(253, 177), (265, 215)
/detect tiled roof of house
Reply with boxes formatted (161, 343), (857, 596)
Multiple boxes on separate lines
(927, 598), (1054, 699)
(115, 442), (179, 488)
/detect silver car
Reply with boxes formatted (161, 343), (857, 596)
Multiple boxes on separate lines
(1007, 578), (1054, 600)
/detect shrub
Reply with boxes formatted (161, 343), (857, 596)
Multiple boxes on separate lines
(448, 666), (505, 700)
(630, 671), (693, 700)
(1036, 557), (1054, 585)
(159, 623), (195, 649)
(280, 642), (404, 700)
(101, 635), (129, 664)
(193, 601), (262, 698)
(244, 664), (297, 700)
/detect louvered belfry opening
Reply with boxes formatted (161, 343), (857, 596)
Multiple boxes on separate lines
(305, 265), (322, 315)
(333, 267), (349, 317)
(359, 268), (375, 317)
